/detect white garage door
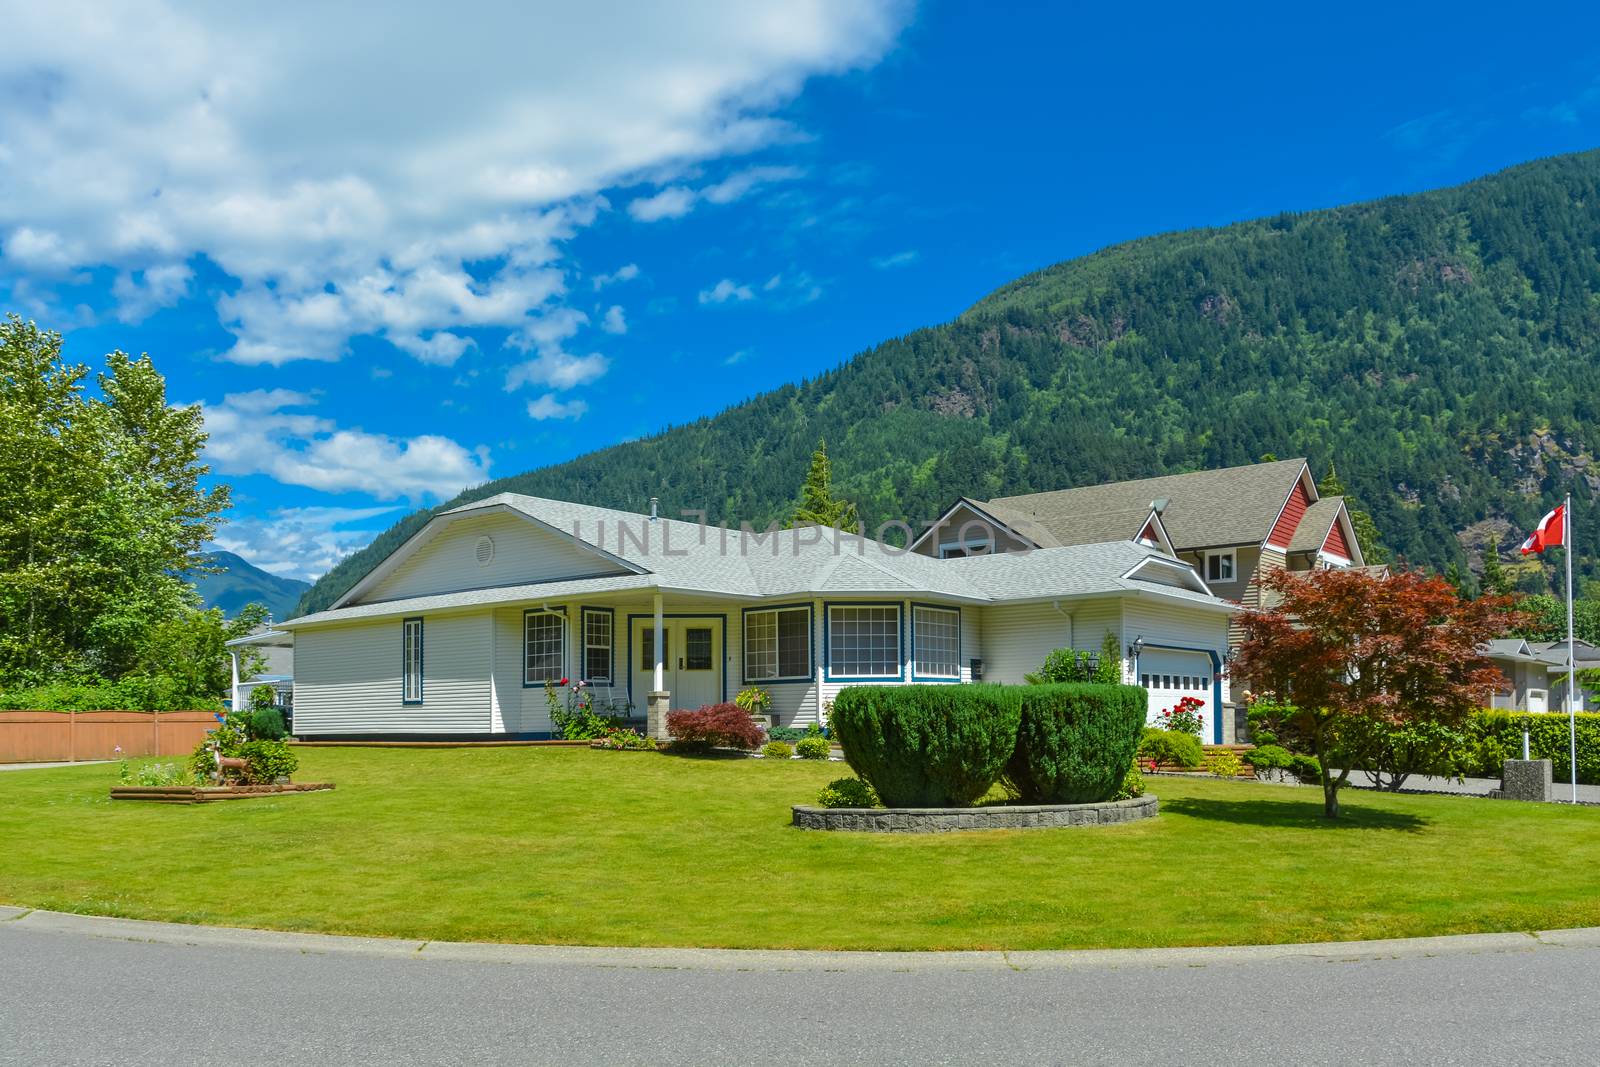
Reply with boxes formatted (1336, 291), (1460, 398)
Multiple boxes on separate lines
(1137, 649), (1215, 734)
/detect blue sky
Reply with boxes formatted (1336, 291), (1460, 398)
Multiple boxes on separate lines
(5, 1), (1600, 579)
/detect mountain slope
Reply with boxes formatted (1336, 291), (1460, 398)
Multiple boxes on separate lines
(195, 551), (310, 620)
(299, 149), (1600, 616)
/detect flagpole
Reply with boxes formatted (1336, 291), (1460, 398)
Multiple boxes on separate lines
(1566, 492), (1577, 804)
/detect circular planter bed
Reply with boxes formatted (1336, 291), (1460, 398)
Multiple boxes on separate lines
(792, 794), (1158, 833)
(111, 783), (335, 805)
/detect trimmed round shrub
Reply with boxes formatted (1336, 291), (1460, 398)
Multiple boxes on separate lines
(817, 777), (878, 808)
(1138, 727), (1204, 769)
(247, 707), (288, 740)
(829, 684), (1022, 807)
(762, 740), (794, 760)
(666, 703), (767, 751)
(795, 735), (831, 760)
(1006, 683), (1146, 804)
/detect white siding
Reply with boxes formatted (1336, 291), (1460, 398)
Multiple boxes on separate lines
(361, 512), (627, 604)
(977, 598), (1123, 685)
(294, 613), (492, 735)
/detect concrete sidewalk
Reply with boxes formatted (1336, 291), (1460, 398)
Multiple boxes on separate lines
(0, 760), (113, 772)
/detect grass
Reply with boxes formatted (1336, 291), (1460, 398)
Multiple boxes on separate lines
(3, 747), (1599, 951)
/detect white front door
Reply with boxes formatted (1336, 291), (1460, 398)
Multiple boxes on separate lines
(631, 618), (723, 712)
(1528, 688), (1549, 714)
(1137, 649), (1215, 734)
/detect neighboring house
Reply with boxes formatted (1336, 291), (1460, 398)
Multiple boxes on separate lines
(1483, 637), (1600, 712)
(248, 492), (1242, 743)
(225, 626), (294, 711)
(911, 458), (1370, 647)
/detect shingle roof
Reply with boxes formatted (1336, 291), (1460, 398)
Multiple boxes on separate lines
(1287, 497), (1345, 554)
(986, 458), (1310, 550)
(283, 492), (1235, 627)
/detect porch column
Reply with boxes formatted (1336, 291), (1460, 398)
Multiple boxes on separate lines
(230, 652), (240, 712)
(647, 592), (671, 741)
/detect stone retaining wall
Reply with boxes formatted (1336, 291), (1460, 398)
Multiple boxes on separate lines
(792, 794), (1158, 832)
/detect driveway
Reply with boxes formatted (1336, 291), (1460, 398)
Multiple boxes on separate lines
(2, 909), (1596, 1066)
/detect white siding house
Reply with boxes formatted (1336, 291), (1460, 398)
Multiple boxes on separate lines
(270, 493), (1236, 741)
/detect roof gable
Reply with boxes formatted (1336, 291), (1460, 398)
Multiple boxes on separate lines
(986, 458), (1314, 551)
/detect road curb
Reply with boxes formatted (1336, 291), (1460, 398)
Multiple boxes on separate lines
(3, 907), (1596, 972)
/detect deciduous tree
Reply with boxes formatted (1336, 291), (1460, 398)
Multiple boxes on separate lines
(1234, 567), (1514, 818)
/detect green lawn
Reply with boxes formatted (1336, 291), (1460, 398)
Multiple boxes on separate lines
(3, 747), (1598, 951)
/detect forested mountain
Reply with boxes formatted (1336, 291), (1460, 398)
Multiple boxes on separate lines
(298, 149), (1600, 616)
(195, 551), (309, 621)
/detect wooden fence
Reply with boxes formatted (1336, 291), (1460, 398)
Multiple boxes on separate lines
(0, 710), (219, 763)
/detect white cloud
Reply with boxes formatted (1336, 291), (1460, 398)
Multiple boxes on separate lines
(0, 2), (909, 360)
(698, 278), (755, 304)
(526, 394), (590, 420)
(724, 349), (751, 365)
(201, 390), (490, 501)
(210, 504), (404, 583)
(592, 263), (640, 289)
(627, 186), (697, 222)
(110, 263), (195, 323)
(872, 249), (919, 269)
(600, 305), (627, 335)
(505, 350), (610, 391)
(627, 165), (804, 222)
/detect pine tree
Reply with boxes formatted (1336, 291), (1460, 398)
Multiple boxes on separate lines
(792, 439), (859, 531)
(1481, 536), (1514, 597)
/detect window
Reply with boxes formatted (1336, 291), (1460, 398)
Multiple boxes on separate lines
(827, 604), (901, 679)
(402, 618), (423, 703)
(640, 627), (667, 671)
(524, 611), (565, 685)
(744, 607), (811, 681)
(684, 627), (713, 671)
(1206, 551), (1236, 583)
(582, 608), (612, 683)
(939, 540), (991, 559)
(913, 605), (960, 679)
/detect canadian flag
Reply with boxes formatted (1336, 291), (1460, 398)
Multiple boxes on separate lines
(1520, 503), (1566, 555)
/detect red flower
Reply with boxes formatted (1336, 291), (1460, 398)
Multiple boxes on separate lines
(559, 677), (569, 686)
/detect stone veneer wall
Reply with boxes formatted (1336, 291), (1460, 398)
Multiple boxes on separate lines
(792, 794), (1158, 832)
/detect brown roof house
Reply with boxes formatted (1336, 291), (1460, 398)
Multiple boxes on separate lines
(911, 458), (1374, 740)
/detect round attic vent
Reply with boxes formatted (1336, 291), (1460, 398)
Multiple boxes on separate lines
(475, 535), (495, 566)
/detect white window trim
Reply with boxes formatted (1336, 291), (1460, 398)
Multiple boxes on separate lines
(938, 539), (992, 559)
(912, 605), (961, 680)
(523, 609), (568, 687)
(402, 618), (424, 704)
(825, 603), (903, 681)
(743, 606), (812, 682)
(1206, 549), (1237, 583)
(581, 608), (612, 684)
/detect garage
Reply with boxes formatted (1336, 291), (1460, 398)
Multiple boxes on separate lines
(1136, 648), (1216, 734)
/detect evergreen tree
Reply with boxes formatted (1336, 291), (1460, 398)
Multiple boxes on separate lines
(1481, 536), (1514, 598)
(792, 439), (859, 531)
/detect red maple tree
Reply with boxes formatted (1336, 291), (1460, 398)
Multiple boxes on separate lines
(1233, 567), (1516, 818)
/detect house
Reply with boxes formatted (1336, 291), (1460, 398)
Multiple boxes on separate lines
(224, 626), (294, 712)
(244, 492), (1242, 743)
(1482, 637), (1600, 712)
(910, 457), (1369, 646)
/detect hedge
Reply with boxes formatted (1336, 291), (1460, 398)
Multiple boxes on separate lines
(830, 684), (1022, 807)
(1464, 710), (1600, 785)
(1006, 684), (1146, 803)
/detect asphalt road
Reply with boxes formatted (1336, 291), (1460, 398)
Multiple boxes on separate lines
(3, 910), (1598, 1066)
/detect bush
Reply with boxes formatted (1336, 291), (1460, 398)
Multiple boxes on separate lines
(817, 777), (878, 809)
(767, 726), (806, 742)
(795, 735), (832, 760)
(666, 703), (767, 751)
(1115, 762), (1146, 800)
(1244, 743), (1294, 773)
(1290, 753), (1322, 781)
(0, 677), (222, 712)
(118, 760), (199, 787)
(734, 686), (772, 716)
(1138, 727), (1204, 769)
(1207, 751), (1244, 778)
(238, 739), (297, 784)
(1464, 710), (1600, 785)
(593, 728), (657, 751)
(246, 707), (288, 741)
(829, 684), (1022, 807)
(762, 740), (794, 760)
(1005, 683), (1146, 803)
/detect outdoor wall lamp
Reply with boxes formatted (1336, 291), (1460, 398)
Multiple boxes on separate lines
(1127, 635), (1145, 659)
